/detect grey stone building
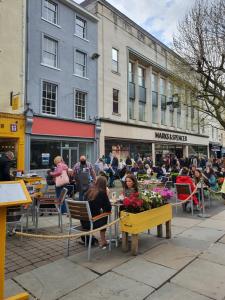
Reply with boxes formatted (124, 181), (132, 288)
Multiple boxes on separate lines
(25, 0), (99, 173)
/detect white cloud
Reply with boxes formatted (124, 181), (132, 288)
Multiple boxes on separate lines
(75, 0), (196, 46)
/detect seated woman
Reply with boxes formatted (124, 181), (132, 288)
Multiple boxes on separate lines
(123, 174), (139, 197)
(81, 176), (112, 248)
(204, 167), (218, 191)
(176, 167), (198, 210)
(145, 164), (153, 178)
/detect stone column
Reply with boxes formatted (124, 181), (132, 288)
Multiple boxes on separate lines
(134, 60), (139, 121)
(157, 73), (161, 125)
(145, 66), (151, 125)
(152, 142), (156, 166)
(183, 145), (189, 158)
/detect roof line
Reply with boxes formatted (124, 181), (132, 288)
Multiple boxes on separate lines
(61, 0), (99, 21)
(81, 0), (180, 58)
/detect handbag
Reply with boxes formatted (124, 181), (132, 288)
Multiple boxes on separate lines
(55, 170), (69, 187)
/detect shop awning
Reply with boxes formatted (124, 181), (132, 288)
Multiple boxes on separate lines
(32, 117), (95, 139)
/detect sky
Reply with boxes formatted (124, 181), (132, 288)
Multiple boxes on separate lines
(75, 0), (196, 46)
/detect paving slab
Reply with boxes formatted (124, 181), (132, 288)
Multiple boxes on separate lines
(218, 235), (225, 244)
(67, 247), (132, 274)
(172, 258), (225, 299)
(4, 279), (34, 300)
(61, 271), (154, 300)
(170, 236), (212, 251)
(172, 217), (202, 228)
(177, 226), (224, 242)
(200, 242), (225, 266)
(141, 242), (199, 270)
(146, 282), (211, 300)
(14, 258), (98, 300)
(211, 210), (225, 220)
(135, 233), (165, 254)
(113, 257), (176, 288)
(197, 219), (225, 231)
(147, 225), (187, 236)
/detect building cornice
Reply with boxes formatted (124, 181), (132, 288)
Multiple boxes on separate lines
(100, 118), (209, 139)
(60, 0), (99, 22)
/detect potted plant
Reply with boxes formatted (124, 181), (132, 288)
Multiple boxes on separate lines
(120, 188), (173, 255)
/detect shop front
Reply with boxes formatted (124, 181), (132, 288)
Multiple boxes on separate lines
(102, 121), (209, 165)
(0, 113), (25, 170)
(26, 116), (96, 174)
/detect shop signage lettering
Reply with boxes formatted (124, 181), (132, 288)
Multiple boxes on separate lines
(10, 123), (17, 132)
(155, 132), (187, 142)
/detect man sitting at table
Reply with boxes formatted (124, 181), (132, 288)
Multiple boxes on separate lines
(176, 167), (199, 212)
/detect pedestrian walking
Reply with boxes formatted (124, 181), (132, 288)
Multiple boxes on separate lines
(73, 155), (96, 200)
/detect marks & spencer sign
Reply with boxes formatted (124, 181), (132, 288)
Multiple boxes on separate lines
(155, 132), (187, 142)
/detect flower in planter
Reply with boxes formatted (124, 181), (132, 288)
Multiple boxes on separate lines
(152, 187), (174, 201)
(123, 189), (169, 213)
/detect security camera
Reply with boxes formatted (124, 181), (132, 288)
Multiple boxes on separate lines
(91, 53), (100, 59)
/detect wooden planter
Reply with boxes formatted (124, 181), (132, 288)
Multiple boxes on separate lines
(120, 204), (172, 255)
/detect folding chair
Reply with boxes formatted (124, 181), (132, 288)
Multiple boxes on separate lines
(65, 199), (112, 261)
(175, 183), (194, 215)
(7, 206), (25, 239)
(35, 187), (68, 232)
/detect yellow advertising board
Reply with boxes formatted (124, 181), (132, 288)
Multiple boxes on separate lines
(0, 180), (31, 300)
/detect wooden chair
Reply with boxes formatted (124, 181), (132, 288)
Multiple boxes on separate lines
(175, 183), (194, 215)
(65, 199), (112, 261)
(35, 187), (68, 232)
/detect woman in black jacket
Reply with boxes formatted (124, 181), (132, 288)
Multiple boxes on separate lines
(82, 176), (112, 248)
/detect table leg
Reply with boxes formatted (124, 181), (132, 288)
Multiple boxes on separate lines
(157, 224), (163, 237)
(131, 234), (138, 256)
(166, 220), (171, 239)
(122, 232), (129, 252)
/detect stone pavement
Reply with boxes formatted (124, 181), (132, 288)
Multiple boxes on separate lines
(4, 207), (225, 300)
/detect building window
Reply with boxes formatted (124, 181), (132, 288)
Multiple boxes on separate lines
(152, 73), (158, 124)
(139, 102), (145, 121)
(112, 48), (119, 72)
(75, 16), (86, 39)
(168, 82), (174, 127)
(75, 50), (86, 77)
(129, 62), (134, 83)
(75, 91), (86, 120)
(191, 106), (195, 131)
(42, 0), (58, 24)
(113, 89), (119, 113)
(129, 99), (135, 119)
(160, 78), (166, 125)
(138, 66), (145, 87)
(42, 35), (58, 68)
(42, 81), (57, 115)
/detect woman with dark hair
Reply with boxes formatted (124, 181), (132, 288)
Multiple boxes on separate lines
(81, 176), (112, 248)
(204, 167), (218, 191)
(123, 174), (138, 197)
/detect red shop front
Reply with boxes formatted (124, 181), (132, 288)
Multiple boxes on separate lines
(28, 117), (96, 170)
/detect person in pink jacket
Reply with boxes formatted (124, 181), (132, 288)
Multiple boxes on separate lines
(50, 156), (69, 213)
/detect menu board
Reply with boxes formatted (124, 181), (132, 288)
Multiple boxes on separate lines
(0, 181), (32, 207)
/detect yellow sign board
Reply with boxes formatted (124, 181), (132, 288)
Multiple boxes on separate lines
(0, 180), (31, 300)
(0, 180), (32, 207)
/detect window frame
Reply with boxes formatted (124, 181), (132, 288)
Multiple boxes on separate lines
(42, 0), (58, 25)
(74, 90), (87, 120)
(138, 66), (145, 87)
(139, 101), (146, 122)
(42, 34), (58, 68)
(74, 49), (87, 78)
(75, 14), (87, 39)
(112, 88), (119, 114)
(112, 48), (119, 73)
(41, 80), (58, 116)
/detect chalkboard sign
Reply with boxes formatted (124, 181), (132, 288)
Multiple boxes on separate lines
(0, 180), (32, 207)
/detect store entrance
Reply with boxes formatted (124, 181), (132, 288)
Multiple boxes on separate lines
(61, 147), (78, 168)
(0, 138), (17, 168)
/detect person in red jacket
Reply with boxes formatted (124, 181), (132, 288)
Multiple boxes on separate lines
(176, 167), (198, 207)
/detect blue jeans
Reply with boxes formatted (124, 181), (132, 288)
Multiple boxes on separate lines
(79, 191), (86, 201)
(55, 185), (67, 214)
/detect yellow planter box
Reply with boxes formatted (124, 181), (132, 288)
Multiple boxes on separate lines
(120, 204), (172, 234)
